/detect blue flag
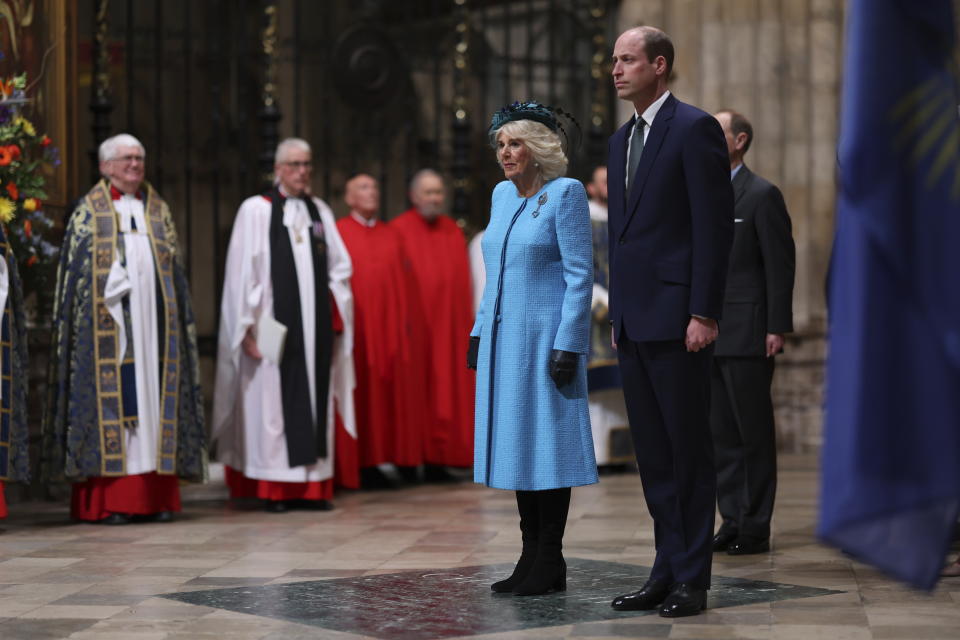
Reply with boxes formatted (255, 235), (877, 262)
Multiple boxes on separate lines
(820, 0), (960, 590)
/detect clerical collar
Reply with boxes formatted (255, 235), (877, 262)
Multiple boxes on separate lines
(277, 185), (309, 200)
(110, 184), (143, 201)
(350, 211), (377, 228)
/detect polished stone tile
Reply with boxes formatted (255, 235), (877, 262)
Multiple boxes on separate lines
(870, 627), (960, 639)
(50, 593), (150, 606)
(570, 621), (673, 637)
(183, 577), (274, 587)
(67, 632), (169, 640)
(0, 617), (98, 640)
(0, 455), (955, 638)
(0, 601), (45, 617)
(106, 597), (214, 621)
(0, 581), (94, 607)
(284, 569), (367, 578)
(161, 559), (840, 639)
(17, 604), (130, 619)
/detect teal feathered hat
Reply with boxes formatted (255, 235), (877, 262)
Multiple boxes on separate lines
(489, 100), (581, 152)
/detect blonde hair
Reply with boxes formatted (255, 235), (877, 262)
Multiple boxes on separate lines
(494, 120), (568, 181)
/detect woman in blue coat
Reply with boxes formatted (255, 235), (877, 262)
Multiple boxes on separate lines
(467, 101), (597, 596)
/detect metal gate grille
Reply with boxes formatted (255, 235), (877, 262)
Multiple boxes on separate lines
(78, 0), (619, 350)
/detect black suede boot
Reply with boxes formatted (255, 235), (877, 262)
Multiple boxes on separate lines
(512, 487), (570, 596)
(491, 491), (539, 593)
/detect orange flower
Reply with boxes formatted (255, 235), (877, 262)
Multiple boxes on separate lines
(0, 146), (12, 166)
(8, 145), (20, 161)
(0, 78), (13, 98)
(6, 181), (18, 201)
(23, 219), (32, 238)
(26, 255), (37, 267)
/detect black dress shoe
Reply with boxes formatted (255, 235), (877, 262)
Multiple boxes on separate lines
(152, 511), (174, 523)
(658, 583), (706, 618)
(423, 464), (459, 483)
(99, 513), (131, 525)
(712, 528), (738, 552)
(360, 467), (399, 490)
(611, 578), (671, 610)
(396, 466), (421, 484)
(264, 500), (288, 513)
(285, 499), (335, 511)
(727, 536), (770, 555)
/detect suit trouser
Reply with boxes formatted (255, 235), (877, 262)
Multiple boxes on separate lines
(710, 356), (777, 540)
(617, 330), (716, 589)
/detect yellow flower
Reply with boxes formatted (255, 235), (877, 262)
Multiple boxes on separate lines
(0, 197), (14, 223)
(23, 197), (38, 212)
(14, 116), (35, 136)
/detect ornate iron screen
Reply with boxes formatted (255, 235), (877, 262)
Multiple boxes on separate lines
(78, 0), (618, 352)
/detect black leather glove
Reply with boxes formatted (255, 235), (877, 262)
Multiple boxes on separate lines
(467, 336), (480, 370)
(548, 349), (578, 389)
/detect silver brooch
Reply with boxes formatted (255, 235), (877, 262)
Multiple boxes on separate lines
(531, 193), (548, 218)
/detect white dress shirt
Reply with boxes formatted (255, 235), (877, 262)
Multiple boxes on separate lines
(625, 90), (672, 189)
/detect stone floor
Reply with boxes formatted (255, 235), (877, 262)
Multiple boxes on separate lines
(1, 455), (958, 639)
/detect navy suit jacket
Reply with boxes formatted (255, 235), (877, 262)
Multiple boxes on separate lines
(608, 94), (734, 343)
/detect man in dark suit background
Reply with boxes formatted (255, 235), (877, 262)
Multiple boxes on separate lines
(606, 26), (734, 618)
(710, 110), (795, 556)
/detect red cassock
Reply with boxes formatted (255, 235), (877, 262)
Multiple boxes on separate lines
(337, 216), (424, 468)
(0, 482), (7, 519)
(391, 209), (475, 467)
(71, 472), (181, 521)
(225, 466), (334, 501)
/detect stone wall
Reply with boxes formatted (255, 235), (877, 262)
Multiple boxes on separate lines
(616, 0), (844, 451)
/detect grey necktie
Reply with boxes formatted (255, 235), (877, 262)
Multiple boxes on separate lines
(626, 118), (645, 197)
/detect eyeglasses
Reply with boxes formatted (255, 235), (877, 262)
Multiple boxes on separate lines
(282, 161), (312, 170)
(111, 154), (145, 164)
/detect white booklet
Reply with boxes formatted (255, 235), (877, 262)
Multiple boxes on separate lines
(256, 314), (288, 364)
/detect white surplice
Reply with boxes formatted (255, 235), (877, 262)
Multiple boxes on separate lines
(104, 194), (161, 475)
(212, 192), (355, 482)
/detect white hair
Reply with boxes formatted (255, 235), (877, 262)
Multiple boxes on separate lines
(275, 138), (311, 165)
(409, 168), (443, 191)
(494, 120), (568, 181)
(98, 133), (145, 163)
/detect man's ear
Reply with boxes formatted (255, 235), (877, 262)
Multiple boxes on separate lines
(735, 133), (749, 152)
(656, 56), (668, 76)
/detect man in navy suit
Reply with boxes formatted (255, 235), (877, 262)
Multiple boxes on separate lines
(606, 26), (734, 618)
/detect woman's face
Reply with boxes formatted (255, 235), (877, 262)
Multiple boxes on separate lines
(497, 132), (537, 183)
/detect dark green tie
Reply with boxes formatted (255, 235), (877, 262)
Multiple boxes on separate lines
(627, 118), (645, 199)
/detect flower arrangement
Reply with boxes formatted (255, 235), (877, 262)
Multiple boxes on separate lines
(0, 69), (60, 324)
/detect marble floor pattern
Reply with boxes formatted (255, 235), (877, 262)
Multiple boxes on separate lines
(0, 454), (956, 639)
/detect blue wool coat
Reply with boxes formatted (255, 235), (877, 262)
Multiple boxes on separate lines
(472, 177), (598, 491)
